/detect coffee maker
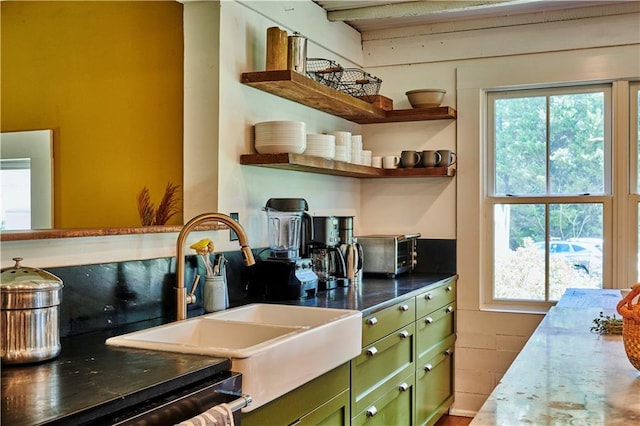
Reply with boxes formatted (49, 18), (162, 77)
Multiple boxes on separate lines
(248, 198), (318, 300)
(309, 216), (347, 290)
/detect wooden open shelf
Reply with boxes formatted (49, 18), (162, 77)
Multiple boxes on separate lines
(240, 153), (455, 178)
(241, 70), (456, 124)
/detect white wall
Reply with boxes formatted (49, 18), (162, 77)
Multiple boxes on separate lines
(362, 9), (640, 416)
(0, 0), (366, 268)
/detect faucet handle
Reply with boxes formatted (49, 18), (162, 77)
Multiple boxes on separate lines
(187, 274), (200, 304)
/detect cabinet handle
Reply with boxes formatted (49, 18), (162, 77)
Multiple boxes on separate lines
(366, 406), (378, 417)
(398, 382), (409, 392)
(424, 363), (433, 372)
(445, 348), (454, 356)
(366, 317), (378, 326)
(398, 330), (409, 339)
(424, 316), (434, 324)
(366, 347), (378, 357)
(399, 304), (410, 312)
(446, 285), (453, 292)
(446, 306), (454, 314)
(424, 293), (433, 300)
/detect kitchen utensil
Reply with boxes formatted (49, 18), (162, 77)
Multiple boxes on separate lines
(382, 155), (399, 169)
(287, 32), (307, 74)
(406, 88), (446, 108)
(1, 257), (64, 364)
(437, 150), (457, 167)
(266, 27), (288, 71)
(421, 150), (442, 167)
(400, 150), (422, 168)
(254, 121), (306, 154)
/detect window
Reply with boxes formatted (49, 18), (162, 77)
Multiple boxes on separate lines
(487, 85), (611, 307)
(632, 82), (640, 281)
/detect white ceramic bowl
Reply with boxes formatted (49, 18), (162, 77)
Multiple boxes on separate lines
(405, 89), (446, 108)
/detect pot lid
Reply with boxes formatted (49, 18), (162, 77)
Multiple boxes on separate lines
(0, 257), (63, 291)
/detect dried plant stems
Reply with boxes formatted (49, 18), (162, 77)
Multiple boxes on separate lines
(137, 182), (181, 226)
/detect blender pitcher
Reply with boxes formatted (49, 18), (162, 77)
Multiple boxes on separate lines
(264, 198), (312, 259)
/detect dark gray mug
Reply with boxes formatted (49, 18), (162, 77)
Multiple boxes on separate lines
(421, 150), (441, 167)
(400, 150), (421, 168)
(437, 150), (457, 167)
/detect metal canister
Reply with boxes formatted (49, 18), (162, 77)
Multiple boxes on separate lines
(287, 32), (307, 74)
(1, 258), (64, 364)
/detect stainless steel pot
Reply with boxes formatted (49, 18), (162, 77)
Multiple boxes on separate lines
(1, 257), (63, 364)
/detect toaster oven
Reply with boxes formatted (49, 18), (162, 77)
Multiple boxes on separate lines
(356, 233), (420, 276)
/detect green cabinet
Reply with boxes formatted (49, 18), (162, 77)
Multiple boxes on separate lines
(352, 279), (456, 426)
(243, 279), (456, 426)
(242, 362), (350, 426)
(415, 281), (456, 426)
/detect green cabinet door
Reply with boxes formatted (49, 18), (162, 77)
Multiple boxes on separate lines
(352, 374), (415, 426)
(242, 362), (350, 426)
(415, 336), (455, 426)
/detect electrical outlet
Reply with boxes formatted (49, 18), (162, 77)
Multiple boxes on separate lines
(229, 212), (239, 241)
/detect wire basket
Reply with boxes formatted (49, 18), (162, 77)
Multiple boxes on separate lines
(306, 58), (343, 89)
(336, 68), (382, 103)
(617, 283), (640, 371)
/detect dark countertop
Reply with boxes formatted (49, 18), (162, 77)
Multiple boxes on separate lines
(1, 272), (456, 426)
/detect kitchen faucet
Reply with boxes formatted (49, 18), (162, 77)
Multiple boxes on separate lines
(175, 212), (255, 321)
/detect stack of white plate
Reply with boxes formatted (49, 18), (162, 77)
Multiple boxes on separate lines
(305, 134), (335, 159)
(254, 121), (306, 154)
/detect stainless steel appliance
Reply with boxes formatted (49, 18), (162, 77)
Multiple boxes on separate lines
(336, 217), (363, 285)
(248, 198), (318, 300)
(309, 216), (347, 290)
(105, 372), (249, 425)
(356, 233), (420, 276)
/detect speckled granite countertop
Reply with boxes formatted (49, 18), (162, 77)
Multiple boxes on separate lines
(471, 288), (640, 426)
(2, 273), (456, 426)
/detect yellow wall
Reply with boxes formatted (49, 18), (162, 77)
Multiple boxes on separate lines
(1, 0), (183, 228)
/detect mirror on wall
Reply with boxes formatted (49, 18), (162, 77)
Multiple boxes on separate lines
(1, 1), (185, 237)
(0, 130), (53, 231)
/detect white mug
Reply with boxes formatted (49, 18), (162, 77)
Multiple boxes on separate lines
(382, 155), (400, 169)
(371, 156), (383, 168)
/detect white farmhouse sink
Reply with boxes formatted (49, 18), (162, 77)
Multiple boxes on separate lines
(106, 304), (362, 411)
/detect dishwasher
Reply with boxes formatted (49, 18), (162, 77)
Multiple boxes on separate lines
(88, 371), (251, 426)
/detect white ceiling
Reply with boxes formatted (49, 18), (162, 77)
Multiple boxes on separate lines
(314, 0), (637, 32)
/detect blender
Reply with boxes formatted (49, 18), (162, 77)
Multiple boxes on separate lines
(248, 198), (318, 300)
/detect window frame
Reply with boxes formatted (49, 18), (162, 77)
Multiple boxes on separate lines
(482, 83), (614, 312)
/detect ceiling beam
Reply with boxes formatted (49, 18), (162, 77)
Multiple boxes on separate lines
(325, 0), (515, 22)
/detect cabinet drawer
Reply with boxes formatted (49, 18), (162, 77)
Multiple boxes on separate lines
(415, 338), (455, 426)
(362, 298), (415, 347)
(352, 323), (415, 413)
(416, 281), (456, 318)
(416, 302), (456, 359)
(352, 373), (415, 426)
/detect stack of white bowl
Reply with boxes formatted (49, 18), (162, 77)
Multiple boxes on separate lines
(305, 134), (335, 159)
(330, 131), (351, 163)
(254, 121), (306, 154)
(351, 135), (363, 165)
(361, 150), (372, 166)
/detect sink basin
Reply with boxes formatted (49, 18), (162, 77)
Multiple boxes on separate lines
(106, 304), (362, 411)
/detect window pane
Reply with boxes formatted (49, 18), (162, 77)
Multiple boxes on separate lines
(494, 204), (546, 301)
(493, 203), (603, 302)
(494, 96), (546, 195)
(549, 92), (605, 194)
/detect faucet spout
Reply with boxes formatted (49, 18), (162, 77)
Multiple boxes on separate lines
(175, 213), (255, 321)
